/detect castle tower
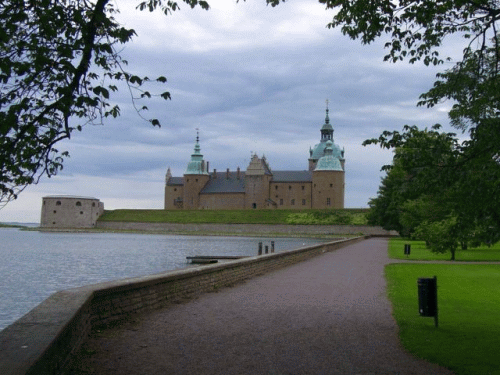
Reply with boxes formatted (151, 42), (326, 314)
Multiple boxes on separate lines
(312, 141), (345, 209)
(183, 132), (210, 209)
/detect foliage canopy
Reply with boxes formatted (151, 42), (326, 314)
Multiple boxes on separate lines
(0, 0), (209, 205)
(274, 0), (500, 256)
(365, 124), (500, 259)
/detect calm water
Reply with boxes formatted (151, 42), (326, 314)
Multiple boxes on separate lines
(0, 228), (325, 331)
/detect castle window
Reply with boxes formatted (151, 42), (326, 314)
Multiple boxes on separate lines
(330, 183), (333, 188)
(252, 203), (257, 209)
(288, 185), (291, 190)
(53, 210), (57, 214)
(56, 201), (61, 206)
(76, 201), (82, 206)
(302, 186), (305, 190)
(279, 199), (283, 205)
(302, 199), (306, 205)
(80, 211), (84, 215)
(326, 198), (331, 206)
(291, 199), (295, 205)
(196, 179), (198, 182)
(174, 188), (177, 192)
(275, 186), (278, 190)
(92, 202), (96, 207)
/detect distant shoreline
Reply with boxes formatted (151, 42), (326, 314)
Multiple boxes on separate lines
(17, 222), (397, 238)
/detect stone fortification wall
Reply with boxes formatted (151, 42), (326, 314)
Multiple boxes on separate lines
(0, 236), (367, 375)
(41, 196), (104, 229)
(96, 221), (397, 236)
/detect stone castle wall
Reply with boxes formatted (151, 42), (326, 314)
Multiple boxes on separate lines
(95, 221), (396, 236)
(40, 196), (103, 229)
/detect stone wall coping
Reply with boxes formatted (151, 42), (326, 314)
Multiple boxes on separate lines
(77, 242), (327, 298)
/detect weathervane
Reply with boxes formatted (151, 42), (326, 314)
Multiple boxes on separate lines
(196, 128), (199, 143)
(326, 99), (329, 113)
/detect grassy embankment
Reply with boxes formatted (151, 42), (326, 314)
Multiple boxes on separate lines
(0, 223), (26, 228)
(386, 238), (500, 375)
(99, 208), (369, 225)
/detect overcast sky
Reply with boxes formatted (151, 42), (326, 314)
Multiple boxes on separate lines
(2, 0), (460, 223)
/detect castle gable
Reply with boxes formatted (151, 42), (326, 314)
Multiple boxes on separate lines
(245, 154), (272, 176)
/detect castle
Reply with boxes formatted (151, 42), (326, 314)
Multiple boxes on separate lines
(164, 106), (345, 210)
(41, 196), (104, 228)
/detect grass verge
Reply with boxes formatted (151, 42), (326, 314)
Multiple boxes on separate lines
(386, 263), (500, 375)
(389, 238), (500, 261)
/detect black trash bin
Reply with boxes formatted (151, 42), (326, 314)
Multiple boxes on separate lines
(417, 277), (437, 317)
(404, 244), (411, 255)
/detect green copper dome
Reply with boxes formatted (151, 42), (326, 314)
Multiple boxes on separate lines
(310, 141), (343, 160)
(309, 104), (345, 163)
(185, 136), (209, 175)
(314, 141), (343, 171)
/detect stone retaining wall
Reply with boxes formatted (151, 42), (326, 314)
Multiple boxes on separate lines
(0, 236), (368, 375)
(96, 221), (396, 236)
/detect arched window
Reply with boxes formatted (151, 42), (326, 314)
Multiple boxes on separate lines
(56, 201), (61, 206)
(76, 201), (82, 206)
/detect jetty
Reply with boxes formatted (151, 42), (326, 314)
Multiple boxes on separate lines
(186, 255), (249, 264)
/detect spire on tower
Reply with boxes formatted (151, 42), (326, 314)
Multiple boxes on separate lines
(325, 99), (330, 124)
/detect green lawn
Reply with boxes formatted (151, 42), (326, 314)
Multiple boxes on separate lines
(98, 208), (369, 225)
(389, 238), (500, 261)
(386, 263), (500, 375)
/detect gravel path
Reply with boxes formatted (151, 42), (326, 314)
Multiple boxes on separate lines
(69, 238), (453, 374)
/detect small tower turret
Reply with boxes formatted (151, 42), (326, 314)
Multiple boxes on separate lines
(165, 167), (172, 183)
(183, 130), (210, 209)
